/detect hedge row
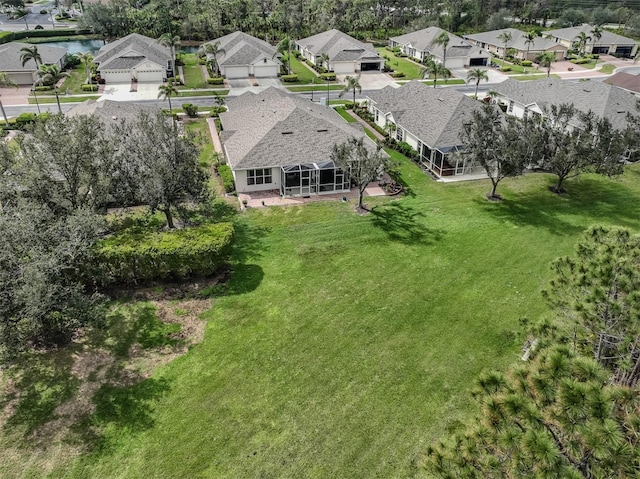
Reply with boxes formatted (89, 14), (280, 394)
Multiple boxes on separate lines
(81, 84), (98, 91)
(97, 222), (234, 284)
(217, 165), (235, 192)
(0, 28), (88, 45)
(207, 77), (224, 84)
(320, 73), (336, 81)
(281, 74), (298, 82)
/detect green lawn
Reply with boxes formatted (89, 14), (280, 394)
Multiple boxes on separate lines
(286, 84), (345, 92)
(491, 58), (541, 74)
(334, 106), (357, 122)
(598, 63), (615, 74)
(376, 47), (425, 79)
(513, 73), (561, 81)
(181, 54), (208, 89)
(184, 117), (215, 169)
(420, 78), (466, 86)
(3, 150), (640, 477)
(178, 89), (229, 97)
(28, 95), (100, 104)
(285, 55), (320, 84)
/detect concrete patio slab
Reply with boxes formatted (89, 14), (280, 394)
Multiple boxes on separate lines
(98, 81), (162, 102)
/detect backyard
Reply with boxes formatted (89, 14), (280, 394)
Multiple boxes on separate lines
(1, 146), (640, 477)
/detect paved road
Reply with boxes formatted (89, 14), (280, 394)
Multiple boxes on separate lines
(0, 1), (72, 31)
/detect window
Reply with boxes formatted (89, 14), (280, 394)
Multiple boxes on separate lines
(396, 127), (404, 142)
(508, 100), (514, 113)
(247, 168), (272, 185)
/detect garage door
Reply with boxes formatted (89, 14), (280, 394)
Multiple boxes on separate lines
(469, 57), (488, 66)
(253, 64), (278, 78)
(333, 62), (355, 74)
(224, 66), (250, 79)
(9, 72), (35, 85)
(360, 62), (381, 71)
(103, 71), (131, 83)
(137, 70), (163, 82)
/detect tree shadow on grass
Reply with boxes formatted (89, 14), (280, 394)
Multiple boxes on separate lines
(369, 201), (445, 245)
(476, 177), (640, 236)
(231, 220), (270, 264)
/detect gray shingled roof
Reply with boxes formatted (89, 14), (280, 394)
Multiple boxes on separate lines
(367, 81), (485, 150)
(493, 78), (637, 130)
(94, 33), (170, 70)
(66, 99), (161, 133)
(296, 29), (382, 63)
(545, 24), (638, 46)
(0, 42), (67, 72)
(206, 32), (281, 67)
(463, 28), (565, 52)
(220, 87), (382, 170)
(390, 27), (489, 59)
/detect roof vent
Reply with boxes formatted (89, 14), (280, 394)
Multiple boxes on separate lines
(583, 89), (591, 93)
(317, 128), (328, 132)
(282, 131), (293, 135)
(112, 116), (117, 120)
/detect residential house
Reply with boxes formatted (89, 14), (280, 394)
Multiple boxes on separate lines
(366, 81), (486, 178)
(463, 28), (567, 61)
(93, 33), (171, 84)
(220, 87), (383, 196)
(0, 41), (67, 85)
(295, 29), (384, 74)
(605, 72), (640, 96)
(389, 27), (490, 67)
(492, 78), (637, 130)
(66, 99), (160, 132)
(204, 32), (281, 79)
(544, 24), (639, 58)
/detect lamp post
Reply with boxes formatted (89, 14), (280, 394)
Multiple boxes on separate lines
(326, 77), (330, 103)
(31, 86), (41, 114)
(311, 77), (314, 102)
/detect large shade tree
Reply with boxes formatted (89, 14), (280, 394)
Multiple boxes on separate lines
(424, 346), (640, 478)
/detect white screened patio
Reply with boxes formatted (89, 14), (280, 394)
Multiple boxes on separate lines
(280, 161), (350, 197)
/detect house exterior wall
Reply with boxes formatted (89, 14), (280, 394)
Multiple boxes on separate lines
(233, 168), (280, 193)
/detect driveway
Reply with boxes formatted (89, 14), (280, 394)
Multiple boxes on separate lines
(0, 85), (31, 106)
(99, 82), (163, 102)
(338, 72), (398, 90)
(227, 77), (284, 96)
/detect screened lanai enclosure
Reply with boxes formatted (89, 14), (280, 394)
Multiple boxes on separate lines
(281, 162), (350, 197)
(418, 144), (482, 177)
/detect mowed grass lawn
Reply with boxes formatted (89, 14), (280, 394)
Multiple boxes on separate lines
(4, 159), (640, 478)
(181, 53), (207, 89)
(376, 47), (425, 79)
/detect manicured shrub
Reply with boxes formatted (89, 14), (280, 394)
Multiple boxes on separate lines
(210, 106), (227, 117)
(320, 73), (336, 81)
(396, 141), (418, 159)
(281, 74), (298, 82)
(97, 222), (235, 285)
(292, 50), (301, 58)
(65, 54), (81, 68)
(14, 112), (38, 129)
(34, 85), (53, 91)
(81, 83), (98, 91)
(500, 66), (512, 72)
(390, 71), (405, 78)
(207, 77), (224, 85)
(182, 103), (199, 117)
(521, 60), (533, 67)
(397, 52), (407, 57)
(40, 9), (48, 14)
(217, 165), (235, 193)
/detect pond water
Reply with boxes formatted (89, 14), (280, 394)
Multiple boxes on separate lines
(38, 40), (201, 55)
(40, 39), (105, 54)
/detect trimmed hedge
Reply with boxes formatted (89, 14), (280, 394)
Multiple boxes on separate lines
(390, 71), (405, 78)
(210, 106), (227, 117)
(182, 103), (199, 117)
(97, 222), (235, 284)
(281, 74), (298, 82)
(0, 28), (87, 45)
(320, 73), (336, 81)
(521, 60), (533, 67)
(217, 165), (235, 193)
(81, 83), (98, 91)
(500, 66), (512, 72)
(207, 77), (224, 84)
(34, 85), (53, 91)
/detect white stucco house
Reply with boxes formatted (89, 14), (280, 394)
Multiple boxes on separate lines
(389, 27), (490, 68)
(0, 42), (67, 85)
(93, 33), (171, 84)
(220, 87), (383, 196)
(204, 32), (281, 79)
(463, 28), (567, 61)
(492, 78), (638, 130)
(295, 29), (384, 74)
(544, 24), (639, 58)
(367, 81), (487, 178)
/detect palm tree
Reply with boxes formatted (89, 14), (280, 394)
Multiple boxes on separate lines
(338, 75), (361, 107)
(466, 68), (488, 99)
(497, 31), (512, 63)
(20, 45), (42, 69)
(158, 79), (179, 116)
(76, 51), (94, 85)
(198, 42), (225, 77)
(319, 53), (329, 71)
(574, 31), (592, 57)
(536, 51), (555, 77)
(590, 25), (603, 46)
(159, 33), (180, 74)
(0, 72), (18, 126)
(276, 36), (293, 75)
(431, 31), (450, 69)
(36, 64), (70, 114)
(420, 57), (451, 88)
